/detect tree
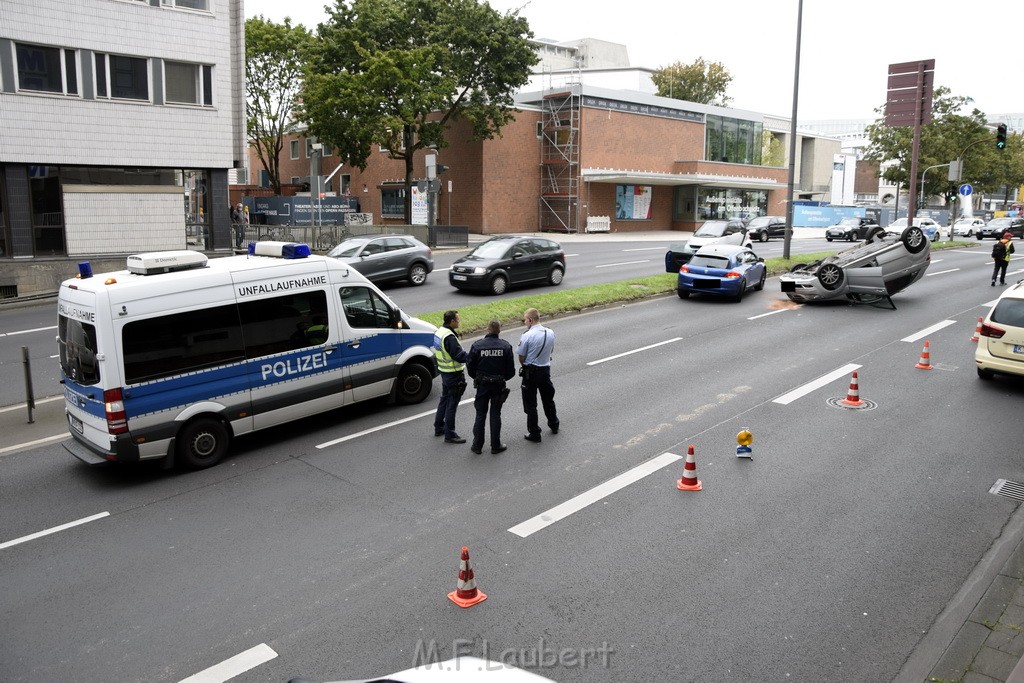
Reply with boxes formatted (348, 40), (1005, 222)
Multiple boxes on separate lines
(651, 58), (732, 106)
(761, 130), (785, 167)
(301, 0), (537, 223)
(245, 17), (312, 194)
(863, 87), (1024, 203)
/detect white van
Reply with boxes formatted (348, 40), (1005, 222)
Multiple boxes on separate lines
(58, 242), (438, 469)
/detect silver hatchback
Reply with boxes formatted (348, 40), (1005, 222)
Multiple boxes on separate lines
(327, 234), (434, 286)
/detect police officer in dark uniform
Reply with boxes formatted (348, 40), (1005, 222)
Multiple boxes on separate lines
(466, 320), (516, 454)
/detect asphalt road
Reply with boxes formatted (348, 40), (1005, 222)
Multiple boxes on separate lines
(3, 243), (1024, 682)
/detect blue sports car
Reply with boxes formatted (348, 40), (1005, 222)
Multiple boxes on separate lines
(677, 244), (766, 302)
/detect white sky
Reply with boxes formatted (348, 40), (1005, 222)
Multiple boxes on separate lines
(242, 0), (1018, 122)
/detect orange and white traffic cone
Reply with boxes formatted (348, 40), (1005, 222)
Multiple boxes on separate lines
(840, 370), (865, 407)
(448, 546), (487, 608)
(676, 445), (703, 491)
(915, 340), (933, 370)
(971, 317), (983, 343)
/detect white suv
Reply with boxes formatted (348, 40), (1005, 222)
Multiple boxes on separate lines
(976, 282), (1024, 380)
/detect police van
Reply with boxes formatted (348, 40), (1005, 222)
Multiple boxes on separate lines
(58, 242), (438, 469)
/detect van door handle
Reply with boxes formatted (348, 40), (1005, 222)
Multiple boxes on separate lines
(348, 341), (361, 349)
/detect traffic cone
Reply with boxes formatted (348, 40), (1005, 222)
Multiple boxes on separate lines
(677, 445), (703, 491)
(840, 370), (865, 407)
(971, 317), (983, 343)
(447, 546), (487, 608)
(915, 340), (933, 370)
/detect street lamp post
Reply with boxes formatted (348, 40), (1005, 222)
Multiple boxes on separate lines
(919, 163), (950, 211)
(782, 0), (804, 260)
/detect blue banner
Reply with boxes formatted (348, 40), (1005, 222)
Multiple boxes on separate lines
(791, 205), (866, 227)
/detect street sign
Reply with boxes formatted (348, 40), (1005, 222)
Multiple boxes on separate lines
(959, 184), (973, 197)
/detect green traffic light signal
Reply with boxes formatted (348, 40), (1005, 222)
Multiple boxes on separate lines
(996, 123), (1008, 149)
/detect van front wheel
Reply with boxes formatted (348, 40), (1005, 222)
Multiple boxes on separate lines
(395, 363), (433, 404)
(177, 417), (229, 469)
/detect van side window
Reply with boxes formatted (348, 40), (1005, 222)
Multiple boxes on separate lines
(123, 304), (245, 384)
(59, 316), (101, 385)
(238, 291), (329, 358)
(340, 286), (392, 329)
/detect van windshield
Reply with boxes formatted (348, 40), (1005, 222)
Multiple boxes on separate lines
(58, 316), (101, 385)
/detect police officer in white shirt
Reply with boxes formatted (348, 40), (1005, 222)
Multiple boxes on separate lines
(516, 308), (559, 443)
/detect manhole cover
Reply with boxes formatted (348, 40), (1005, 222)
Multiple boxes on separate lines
(990, 479), (1024, 502)
(826, 397), (878, 411)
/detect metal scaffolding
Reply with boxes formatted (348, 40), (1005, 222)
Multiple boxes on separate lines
(539, 82), (581, 233)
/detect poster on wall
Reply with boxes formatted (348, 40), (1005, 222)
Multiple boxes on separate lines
(411, 187), (428, 225)
(615, 185), (653, 220)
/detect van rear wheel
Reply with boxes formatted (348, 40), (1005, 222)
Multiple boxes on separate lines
(177, 417), (229, 469)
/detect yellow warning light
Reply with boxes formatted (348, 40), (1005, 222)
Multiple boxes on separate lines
(736, 430), (753, 446)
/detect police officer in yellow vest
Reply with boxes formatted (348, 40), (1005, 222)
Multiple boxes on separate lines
(433, 310), (469, 443)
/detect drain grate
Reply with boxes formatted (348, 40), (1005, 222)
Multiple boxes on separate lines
(990, 479), (1024, 502)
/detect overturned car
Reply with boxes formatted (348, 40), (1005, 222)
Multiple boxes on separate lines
(779, 226), (930, 304)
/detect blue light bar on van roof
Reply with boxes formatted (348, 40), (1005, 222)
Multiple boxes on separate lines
(248, 242), (312, 259)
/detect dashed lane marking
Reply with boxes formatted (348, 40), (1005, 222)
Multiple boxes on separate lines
(772, 363), (861, 406)
(587, 338), (682, 366)
(0, 511), (109, 551)
(901, 319), (957, 343)
(178, 643), (278, 683)
(595, 259), (650, 268)
(508, 452), (682, 538)
(315, 398), (474, 448)
(925, 268), (960, 276)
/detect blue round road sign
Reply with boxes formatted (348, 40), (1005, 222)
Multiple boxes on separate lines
(959, 184), (973, 197)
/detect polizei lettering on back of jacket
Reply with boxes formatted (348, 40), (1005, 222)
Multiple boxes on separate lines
(237, 275), (328, 297)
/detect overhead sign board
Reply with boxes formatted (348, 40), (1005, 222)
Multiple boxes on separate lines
(885, 59), (934, 128)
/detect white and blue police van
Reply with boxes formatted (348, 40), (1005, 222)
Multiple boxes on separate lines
(57, 242), (438, 469)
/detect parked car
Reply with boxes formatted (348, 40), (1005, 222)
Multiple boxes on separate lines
(978, 217), (1024, 240)
(975, 280), (1024, 380)
(952, 217), (987, 238)
(825, 217), (882, 242)
(449, 235), (565, 294)
(326, 234), (433, 286)
(664, 219), (751, 272)
(745, 215), (786, 242)
(779, 226), (930, 303)
(677, 244), (766, 302)
(887, 217), (942, 241)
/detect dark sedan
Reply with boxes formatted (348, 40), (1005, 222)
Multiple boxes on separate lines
(745, 215), (786, 242)
(449, 235), (565, 294)
(978, 217), (1024, 240)
(825, 217), (882, 242)
(326, 234), (434, 286)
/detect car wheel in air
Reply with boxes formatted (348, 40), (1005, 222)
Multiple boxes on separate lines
(866, 228), (885, 243)
(407, 263), (428, 286)
(395, 362), (433, 404)
(177, 417), (229, 470)
(900, 226), (927, 253)
(677, 288), (690, 299)
(754, 268), (766, 291)
(817, 263), (844, 290)
(547, 265), (564, 286)
(733, 278), (746, 303)
(490, 274), (508, 295)
(977, 367), (994, 380)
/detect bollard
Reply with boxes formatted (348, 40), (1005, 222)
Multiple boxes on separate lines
(22, 346), (35, 424)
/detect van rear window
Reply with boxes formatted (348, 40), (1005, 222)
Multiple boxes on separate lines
(58, 316), (101, 385)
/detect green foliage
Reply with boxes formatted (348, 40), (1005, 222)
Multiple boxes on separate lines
(245, 17), (313, 194)
(863, 87), (1024, 199)
(301, 0), (537, 222)
(762, 130), (785, 167)
(651, 58), (732, 106)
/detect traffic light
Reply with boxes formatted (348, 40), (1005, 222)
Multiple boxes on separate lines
(436, 164), (450, 174)
(996, 123), (1008, 150)
(946, 184), (957, 202)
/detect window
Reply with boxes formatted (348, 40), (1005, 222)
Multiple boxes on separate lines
(95, 53), (149, 101)
(259, 169), (270, 187)
(340, 287), (393, 329)
(381, 187), (405, 217)
(16, 44), (78, 96)
(383, 237), (412, 252)
(165, 61), (213, 106)
(238, 291), (328, 358)
(290, 141), (300, 160)
(705, 116), (763, 165)
(58, 316), (100, 385)
(160, 0), (210, 9)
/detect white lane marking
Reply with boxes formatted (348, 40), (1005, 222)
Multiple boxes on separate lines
(931, 259), (942, 263)
(1007, 269), (1024, 276)
(436, 266), (450, 272)
(0, 433), (69, 456)
(586, 338), (682, 366)
(772, 363), (861, 405)
(315, 398), (474, 448)
(0, 511), (109, 551)
(925, 268), (960, 276)
(0, 325), (57, 338)
(901, 320), (957, 343)
(984, 299), (999, 307)
(178, 643), (278, 683)
(622, 247), (666, 252)
(0, 395), (63, 414)
(595, 259), (650, 268)
(748, 309), (789, 320)
(509, 452), (682, 538)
